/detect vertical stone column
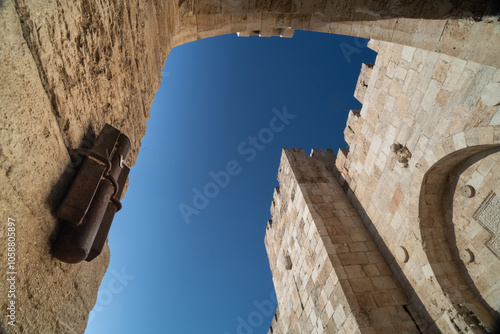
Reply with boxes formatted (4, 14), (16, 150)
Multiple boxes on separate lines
(265, 149), (419, 333)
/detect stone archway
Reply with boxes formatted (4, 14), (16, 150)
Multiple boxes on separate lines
(174, 1), (500, 67)
(7, 0), (499, 167)
(446, 147), (500, 313)
(414, 126), (500, 331)
(1, 0), (500, 333)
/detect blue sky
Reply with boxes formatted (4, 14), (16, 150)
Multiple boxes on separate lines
(84, 30), (376, 334)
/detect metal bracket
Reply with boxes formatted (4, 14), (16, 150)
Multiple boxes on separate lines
(53, 124), (131, 263)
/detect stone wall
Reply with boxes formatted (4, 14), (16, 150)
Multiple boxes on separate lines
(0, 0), (172, 332)
(265, 149), (419, 333)
(175, 3), (500, 67)
(448, 149), (500, 312)
(265, 43), (500, 330)
(1, 0), (499, 332)
(333, 40), (500, 331)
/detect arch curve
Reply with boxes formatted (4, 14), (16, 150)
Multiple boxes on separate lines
(410, 126), (500, 331)
(171, 2), (500, 68)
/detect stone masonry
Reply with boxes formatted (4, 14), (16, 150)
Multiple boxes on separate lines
(265, 149), (419, 333)
(1, 0), (499, 332)
(336, 40), (500, 331)
(265, 39), (500, 332)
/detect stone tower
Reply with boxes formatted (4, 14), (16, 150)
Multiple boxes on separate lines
(265, 148), (420, 333)
(265, 39), (500, 333)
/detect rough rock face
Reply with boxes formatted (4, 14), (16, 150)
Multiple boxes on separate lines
(0, 0), (173, 332)
(11, 0), (173, 162)
(0, 0), (499, 333)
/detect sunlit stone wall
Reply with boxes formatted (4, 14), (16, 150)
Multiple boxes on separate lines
(333, 40), (500, 331)
(265, 149), (418, 333)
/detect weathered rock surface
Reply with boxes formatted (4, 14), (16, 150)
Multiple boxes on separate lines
(1, 0), (172, 332)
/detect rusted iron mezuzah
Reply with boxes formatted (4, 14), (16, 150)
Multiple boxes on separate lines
(53, 124), (131, 263)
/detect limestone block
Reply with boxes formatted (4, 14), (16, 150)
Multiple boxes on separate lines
(231, 13), (249, 32)
(350, 277), (374, 292)
(412, 19), (447, 51)
(435, 19), (472, 57)
(221, 0), (249, 13)
(194, 0), (221, 14)
(333, 304), (347, 328)
(273, 13), (289, 28)
(245, 12), (262, 31)
(329, 20), (352, 37)
(478, 126), (494, 145)
(432, 59), (451, 82)
(261, 12), (277, 32)
(370, 19), (397, 42)
(280, 28), (295, 38)
(459, 21), (500, 68)
(290, 14), (311, 31)
(490, 110), (500, 126)
(310, 14), (330, 33)
(350, 20), (372, 39)
(354, 63), (374, 104)
(421, 79), (442, 112)
(391, 18), (419, 46)
(462, 66), (495, 110)
(481, 82), (500, 107)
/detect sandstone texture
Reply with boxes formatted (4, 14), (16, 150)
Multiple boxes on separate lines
(0, 0), (499, 332)
(1, 0), (171, 332)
